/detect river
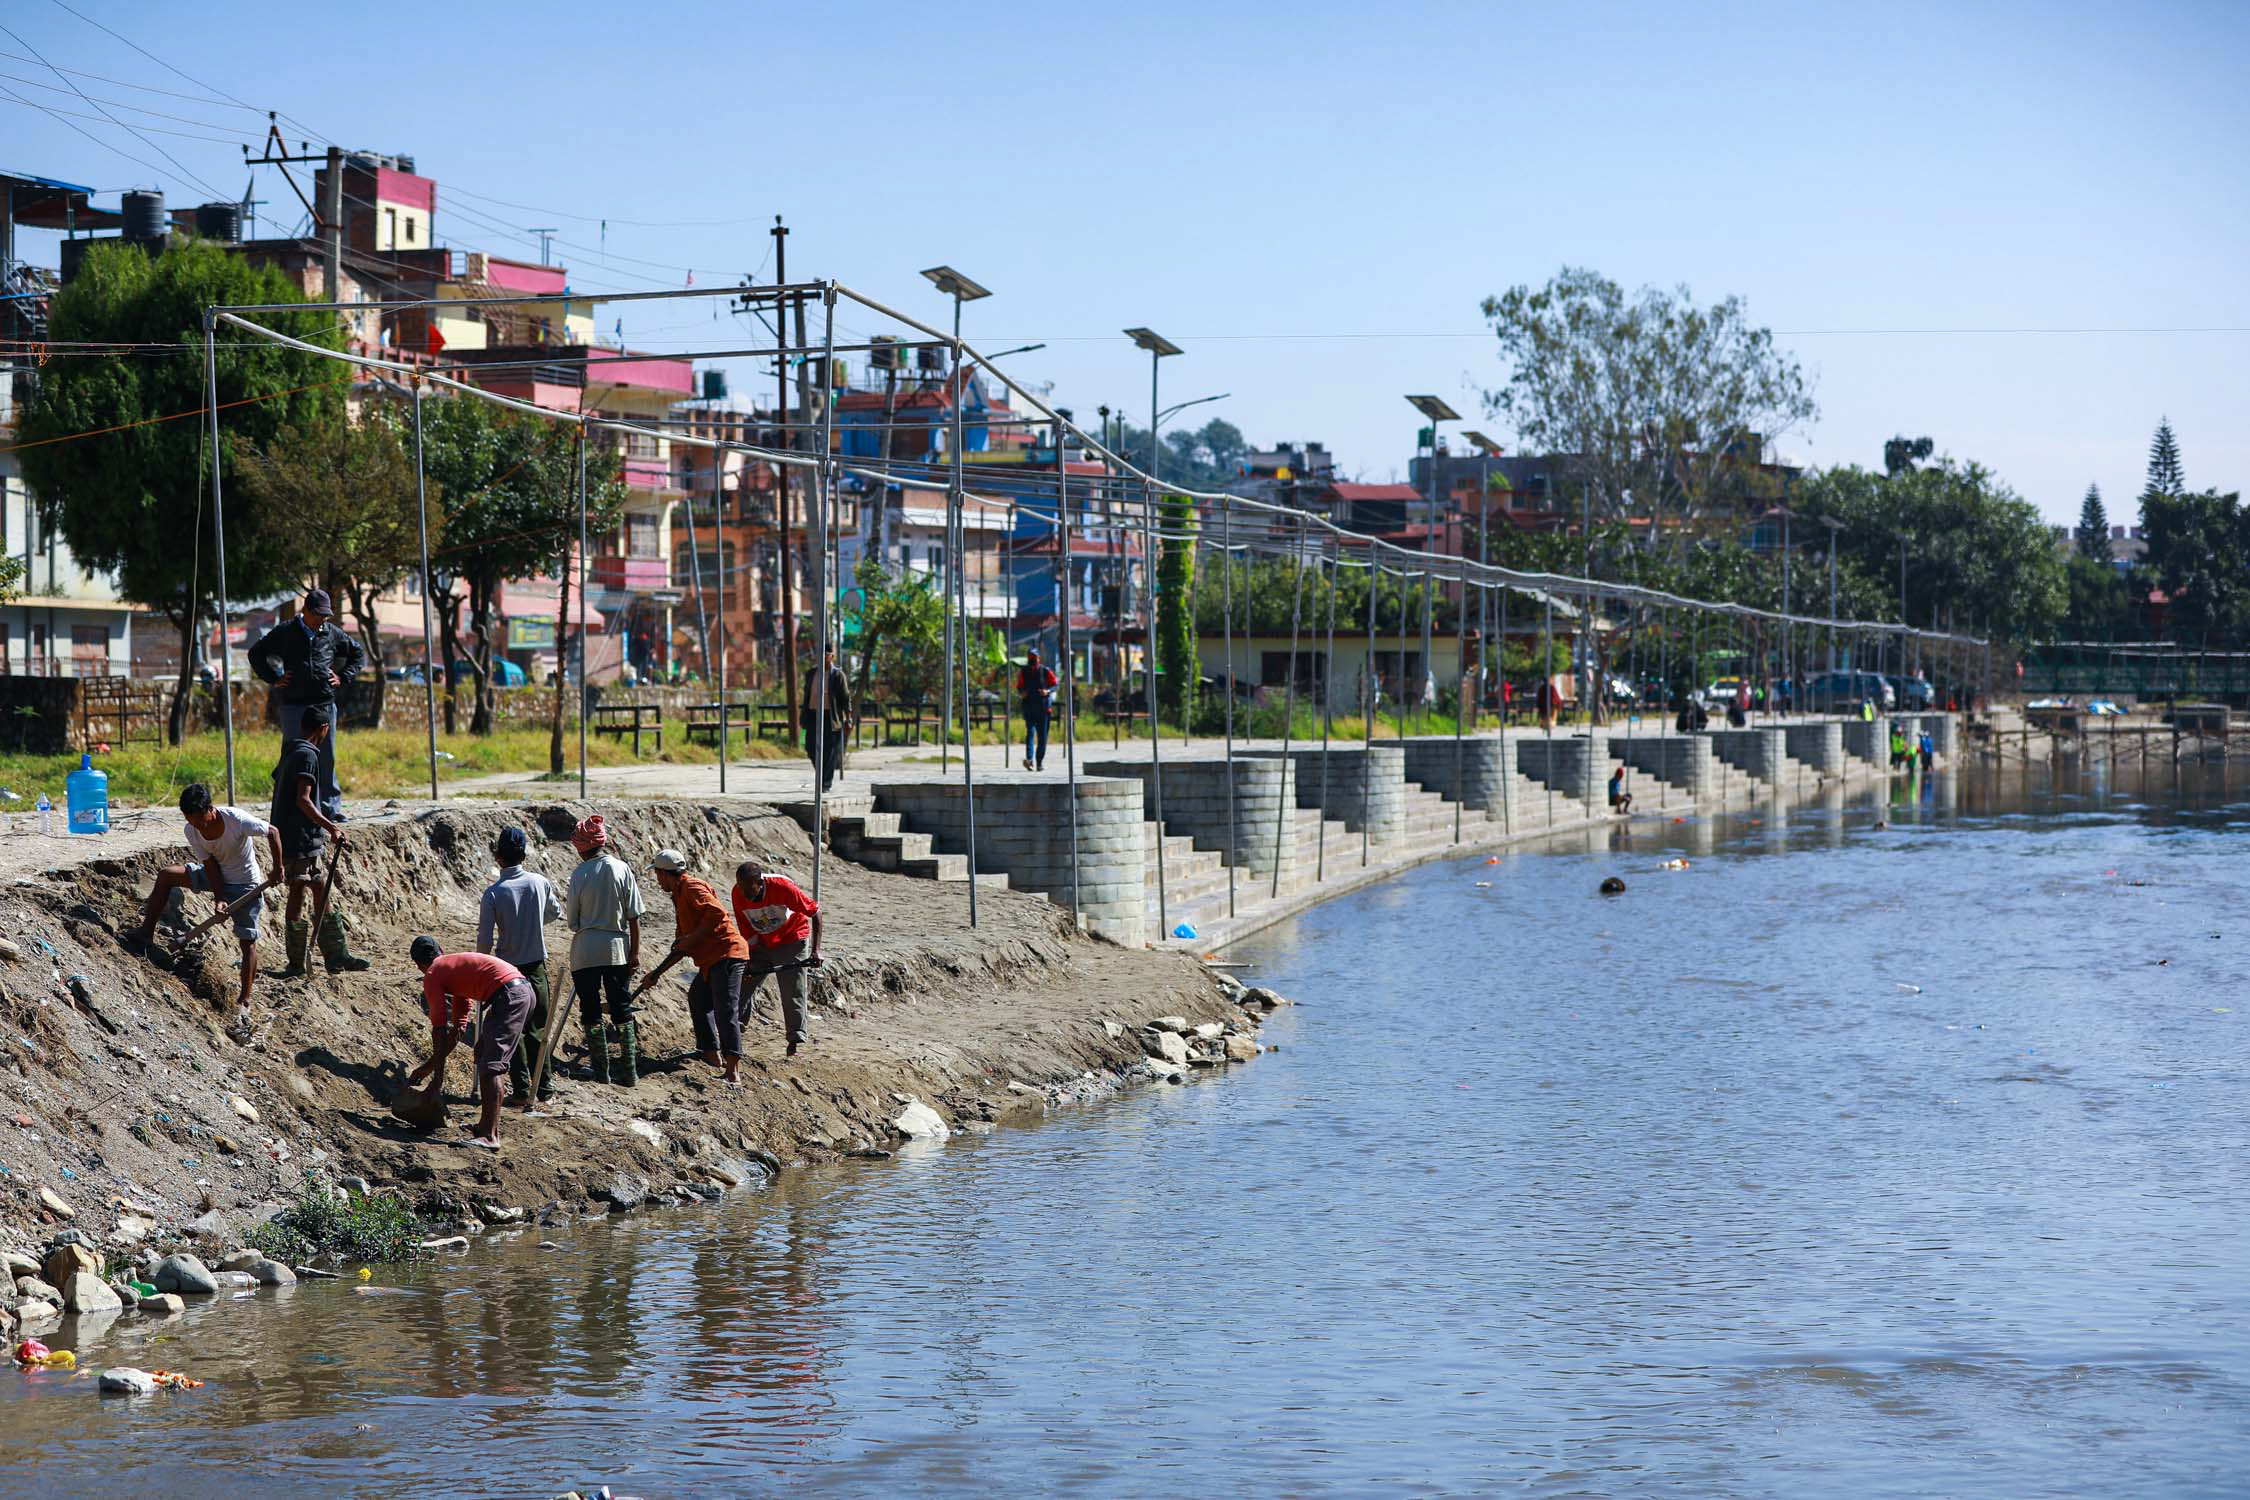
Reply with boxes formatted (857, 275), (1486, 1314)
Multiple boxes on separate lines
(9, 765), (2247, 1498)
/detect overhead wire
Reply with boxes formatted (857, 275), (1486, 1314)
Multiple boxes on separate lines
(0, 18), (225, 197)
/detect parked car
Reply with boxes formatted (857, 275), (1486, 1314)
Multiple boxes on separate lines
(395, 658), (528, 687)
(1884, 674), (1936, 710)
(1800, 671), (1895, 712)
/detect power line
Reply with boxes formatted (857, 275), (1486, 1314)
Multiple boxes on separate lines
(45, 0), (265, 117)
(444, 180), (767, 231)
(0, 67), (251, 131)
(0, 44), (264, 111)
(0, 18), (224, 197)
(0, 90), (239, 144)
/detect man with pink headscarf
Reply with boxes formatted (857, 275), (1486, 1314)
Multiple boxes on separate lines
(564, 814), (648, 1085)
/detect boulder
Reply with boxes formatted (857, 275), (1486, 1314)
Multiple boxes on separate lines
(1223, 1033), (1259, 1063)
(112, 1213), (154, 1245)
(1191, 1022), (1224, 1041)
(106, 1278), (142, 1310)
(1149, 1015), (1189, 1033)
(1140, 1029), (1189, 1065)
(891, 1098), (950, 1141)
(228, 1095), (260, 1124)
(4, 1251), (41, 1280)
(152, 1254), (219, 1296)
(247, 1259), (296, 1288)
(16, 1276), (61, 1306)
(36, 1187), (73, 1220)
(1211, 969), (1246, 995)
(61, 1271), (121, 1315)
(1241, 986), (1284, 1010)
(589, 1172), (649, 1211)
(139, 1293), (185, 1316)
(97, 1367), (157, 1396)
(14, 1298), (58, 1331)
(1101, 1019), (1126, 1040)
(217, 1250), (261, 1274)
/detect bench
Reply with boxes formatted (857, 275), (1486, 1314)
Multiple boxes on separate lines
(589, 701), (663, 755)
(682, 697), (761, 748)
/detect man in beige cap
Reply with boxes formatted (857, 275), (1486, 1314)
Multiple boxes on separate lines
(632, 849), (751, 1086)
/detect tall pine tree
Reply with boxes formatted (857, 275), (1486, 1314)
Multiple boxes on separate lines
(2076, 484), (2111, 561)
(2145, 418), (2185, 499)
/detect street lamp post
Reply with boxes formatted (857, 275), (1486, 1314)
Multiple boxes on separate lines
(1405, 397), (1460, 732)
(1126, 327), (1185, 928)
(921, 265), (991, 776)
(1822, 515), (1844, 678)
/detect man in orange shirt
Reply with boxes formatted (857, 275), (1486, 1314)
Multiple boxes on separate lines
(633, 848), (751, 1086)
(731, 860), (823, 1058)
(404, 936), (535, 1149)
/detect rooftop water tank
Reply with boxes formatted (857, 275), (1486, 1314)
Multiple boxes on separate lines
(193, 201), (242, 243)
(121, 189), (167, 241)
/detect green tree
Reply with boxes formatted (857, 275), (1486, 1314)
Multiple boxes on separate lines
(2145, 418), (2185, 501)
(16, 238), (341, 741)
(1154, 493), (1198, 720)
(1883, 435), (1935, 477)
(1479, 266), (1816, 550)
(2062, 553), (2132, 640)
(1109, 418), (1248, 493)
(2075, 484), (2111, 562)
(415, 397), (625, 735)
(2139, 488), (2249, 645)
(231, 410), (435, 727)
(850, 554), (947, 709)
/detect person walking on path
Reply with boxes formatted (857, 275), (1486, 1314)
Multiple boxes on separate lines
(477, 825), (563, 1107)
(405, 938), (535, 1150)
(634, 849), (751, 1086)
(1535, 676), (1558, 732)
(248, 587), (364, 820)
(564, 814), (646, 1087)
(801, 646), (852, 793)
(269, 705), (369, 977)
(124, 783), (283, 1038)
(1017, 648), (1057, 771)
(731, 860), (823, 1058)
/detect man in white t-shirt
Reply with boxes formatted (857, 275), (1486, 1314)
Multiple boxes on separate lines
(125, 782), (284, 1036)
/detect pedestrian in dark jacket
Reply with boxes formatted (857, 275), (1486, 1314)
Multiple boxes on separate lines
(1017, 649), (1057, 771)
(801, 647), (851, 793)
(248, 587), (365, 818)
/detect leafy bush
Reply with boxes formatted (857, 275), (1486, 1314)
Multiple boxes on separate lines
(248, 1170), (431, 1265)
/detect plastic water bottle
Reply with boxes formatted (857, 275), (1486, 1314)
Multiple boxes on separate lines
(65, 754), (107, 835)
(36, 794), (52, 836)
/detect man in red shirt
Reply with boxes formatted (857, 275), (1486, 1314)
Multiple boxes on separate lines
(731, 860), (823, 1057)
(633, 849), (752, 1085)
(404, 936), (535, 1149)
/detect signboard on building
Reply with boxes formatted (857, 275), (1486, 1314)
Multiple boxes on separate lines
(509, 615), (557, 649)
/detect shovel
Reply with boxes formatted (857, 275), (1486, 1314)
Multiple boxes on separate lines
(167, 876), (279, 963)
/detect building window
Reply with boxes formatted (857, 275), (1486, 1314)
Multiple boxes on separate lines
(925, 543), (944, 576)
(404, 216), (417, 245)
(71, 625), (107, 676)
(626, 513), (660, 559)
(383, 207), (397, 249)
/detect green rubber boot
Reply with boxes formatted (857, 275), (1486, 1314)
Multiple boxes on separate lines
(316, 911), (371, 974)
(614, 1020), (640, 1086)
(584, 1024), (611, 1085)
(282, 920), (311, 978)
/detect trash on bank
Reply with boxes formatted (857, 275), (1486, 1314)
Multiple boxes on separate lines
(1172, 923), (1197, 939)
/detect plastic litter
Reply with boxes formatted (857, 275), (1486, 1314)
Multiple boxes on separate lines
(1473, 881), (1492, 889)
(1172, 923), (1197, 939)
(66, 754), (107, 834)
(14, 1340), (73, 1369)
(1895, 982), (1922, 993)
(34, 794), (51, 836)
(356, 1268), (372, 1280)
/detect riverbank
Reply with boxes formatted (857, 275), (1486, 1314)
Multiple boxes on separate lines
(0, 796), (1271, 1344)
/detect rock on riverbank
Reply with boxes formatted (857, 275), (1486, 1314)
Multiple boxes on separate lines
(0, 796), (1272, 1286)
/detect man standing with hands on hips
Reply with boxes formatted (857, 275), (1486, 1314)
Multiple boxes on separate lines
(249, 586), (365, 820)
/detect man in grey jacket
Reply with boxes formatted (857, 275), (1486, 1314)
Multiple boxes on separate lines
(248, 587), (366, 819)
(478, 825), (563, 1105)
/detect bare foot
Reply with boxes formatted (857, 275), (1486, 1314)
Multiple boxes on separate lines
(464, 1134), (500, 1151)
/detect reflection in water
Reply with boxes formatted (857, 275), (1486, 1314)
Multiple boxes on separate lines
(9, 767), (2248, 1498)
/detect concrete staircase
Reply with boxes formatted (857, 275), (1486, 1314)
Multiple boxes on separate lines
(778, 797), (1009, 889)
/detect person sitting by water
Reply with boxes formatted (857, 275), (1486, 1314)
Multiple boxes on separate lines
(1607, 766), (1633, 816)
(405, 937), (537, 1150)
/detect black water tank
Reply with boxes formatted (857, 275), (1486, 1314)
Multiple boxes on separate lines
(121, 189), (167, 241)
(699, 368), (727, 400)
(193, 201), (242, 242)
(915, 343), (944, 372)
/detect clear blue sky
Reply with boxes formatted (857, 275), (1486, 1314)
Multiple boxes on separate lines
(5, 0), (2245, 523)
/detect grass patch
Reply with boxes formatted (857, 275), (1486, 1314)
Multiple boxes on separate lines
(248, 1170), (432, 1265)
(0, 726), (792, 808)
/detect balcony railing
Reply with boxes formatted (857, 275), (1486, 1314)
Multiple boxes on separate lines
(590, 556), (670, 592)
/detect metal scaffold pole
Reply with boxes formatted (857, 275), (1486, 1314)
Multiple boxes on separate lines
(1143, 475), (1168, 940)
(1220, 498), (1238, 919)
(202, 311), (237, 804)
(1057, 460), (1081, 925)
(1274, 514), (1308, 896)
(1317, 545), (1337, 881)
(411, 379), (439, 801)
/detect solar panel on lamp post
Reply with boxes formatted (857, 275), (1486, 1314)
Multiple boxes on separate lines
(919, 266), (990, 779)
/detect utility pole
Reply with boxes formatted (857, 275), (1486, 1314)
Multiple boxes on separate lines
(772, 218), (798, 740)
(321, 146), (343, 314)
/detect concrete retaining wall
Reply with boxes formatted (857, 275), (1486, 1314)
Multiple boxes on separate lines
(1244, 745), (1407, 847)
(1841, 719), (1884, 767)
(1706, 727), (1787, 780)
(874, 777), (1148, 946)
(1398, 734), (1513, 818)
(1516, 732), (1609, 804)
(1085, 754), (1298, 888)
(1782, 721), (1845, 778)
(1612, 732), (1715, 798)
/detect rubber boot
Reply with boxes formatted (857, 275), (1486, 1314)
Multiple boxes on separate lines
(317, 911), (371, 974)
(585, 1024), (611, 1085)
(282, 920), (311, 978)
(614, 1020), (639, 1087)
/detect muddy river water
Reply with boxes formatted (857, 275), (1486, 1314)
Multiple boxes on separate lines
(7, 764), (2246, 1497)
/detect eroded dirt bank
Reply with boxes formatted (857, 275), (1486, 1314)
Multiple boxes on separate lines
(0, 796), (1264, 1266)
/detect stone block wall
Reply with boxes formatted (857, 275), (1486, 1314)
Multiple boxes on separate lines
(1085, 755), (1298, 889)
(1612, 732), (1715, 798)
(1516, 732), (1608, 804)
(1782, 721), (1845, 778)
(1251, 745), (1406, 846)
(873, 777), (1148, 946)
(1706, 727), (1787, 780)
(1841, 719), (1884, 767)
(1399, 734), (1513, 819)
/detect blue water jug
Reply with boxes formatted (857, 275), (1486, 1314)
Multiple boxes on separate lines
(65, 753), (107, 835)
